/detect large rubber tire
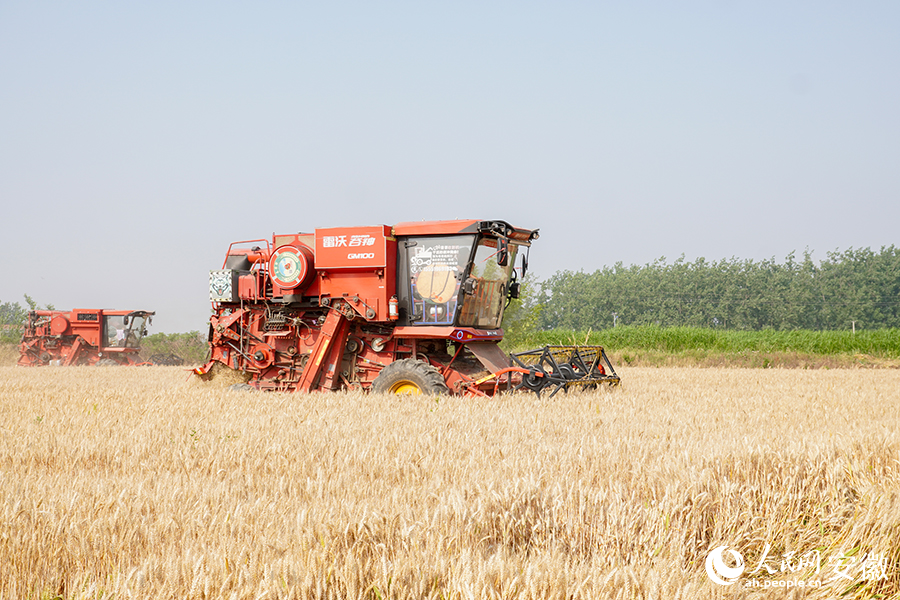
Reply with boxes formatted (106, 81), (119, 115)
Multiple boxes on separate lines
(372, 358), (450, 395)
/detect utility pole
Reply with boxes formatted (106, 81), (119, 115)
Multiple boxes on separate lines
(851, 320), (856, 335)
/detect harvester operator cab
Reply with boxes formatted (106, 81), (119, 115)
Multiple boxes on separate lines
(105, 315), (127, 347)
(103, 311), (153, 348)
(396, 220), (537, 329)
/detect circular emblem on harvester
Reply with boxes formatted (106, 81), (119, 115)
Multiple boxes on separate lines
(269, 245), (309, 289)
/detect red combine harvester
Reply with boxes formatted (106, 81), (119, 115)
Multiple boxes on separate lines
(18, 309), (155, 367)
(195, 219), (619, 396)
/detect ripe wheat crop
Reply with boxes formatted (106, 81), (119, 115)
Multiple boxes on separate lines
(1, 366), (898, 599)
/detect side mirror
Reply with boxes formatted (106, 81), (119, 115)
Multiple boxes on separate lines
(496, 238), (509, 267)
(463, 277), (478, 296)
(520, 252), (528, 277)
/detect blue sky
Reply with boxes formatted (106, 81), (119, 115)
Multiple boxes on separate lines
(1, 2), (898, 333)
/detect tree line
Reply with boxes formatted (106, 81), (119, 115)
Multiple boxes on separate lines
(532, 246), (900, 331)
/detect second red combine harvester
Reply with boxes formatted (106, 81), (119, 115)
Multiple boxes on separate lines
(18, 309), (154, 367)
(195, 219), (619, 397)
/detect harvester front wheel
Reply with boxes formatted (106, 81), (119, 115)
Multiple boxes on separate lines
(372, 359), (449, 396)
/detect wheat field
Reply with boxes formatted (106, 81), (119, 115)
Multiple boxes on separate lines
(1, 365), (898, 600)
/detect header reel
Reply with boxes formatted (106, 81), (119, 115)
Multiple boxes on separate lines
(510, 345), (620, 398)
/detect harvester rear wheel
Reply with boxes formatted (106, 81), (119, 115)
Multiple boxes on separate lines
(372, 359), (450, 396)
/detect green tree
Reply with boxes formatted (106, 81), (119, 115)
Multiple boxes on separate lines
(140, 331), (209, 365)
(0, 295), (54, 344)
(500, 273), (542, 349)
(535, 246), (900, 331)
(0, 300), (27, 344)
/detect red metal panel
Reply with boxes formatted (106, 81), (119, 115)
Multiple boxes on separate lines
(466, 342), (512, 373)
(315, 226), (397, 321)
(49, 315), (69, 335)
(238, 274), (259, 300)
(70, 310), (103, 347)
(391, 326), (504, 342)
(296, 309), (350, 392)
(315, 225), (391, 269)
(392, 220), (480, 237)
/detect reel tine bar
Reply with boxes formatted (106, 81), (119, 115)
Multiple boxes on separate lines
(510, 345), (621, 397)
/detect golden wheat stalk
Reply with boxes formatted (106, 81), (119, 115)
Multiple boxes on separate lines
(1, 365), (897, 599)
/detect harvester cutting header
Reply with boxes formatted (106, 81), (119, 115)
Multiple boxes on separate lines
(196, 219), (619, 396)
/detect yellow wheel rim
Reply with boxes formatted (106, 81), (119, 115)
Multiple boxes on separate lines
(390, 380), (422, 394)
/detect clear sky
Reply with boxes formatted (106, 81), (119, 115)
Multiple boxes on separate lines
(1, 2), (898, 333)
